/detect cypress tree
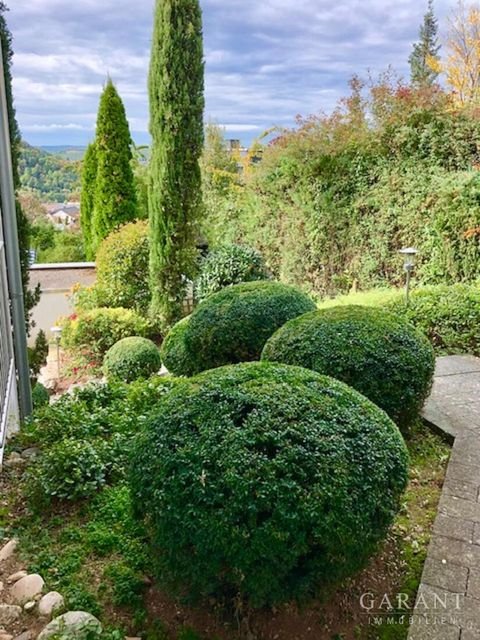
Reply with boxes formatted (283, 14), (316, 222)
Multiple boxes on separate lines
(148, 0), (205, 326)
(409, 0), (441, 87)
(0, 2), (38, 328)
(80, 142), (97, 260)
(91, 80), (137, 253)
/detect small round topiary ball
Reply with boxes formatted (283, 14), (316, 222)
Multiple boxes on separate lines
(103, 336), (161, 383)
(183, 281), (316, 375)
(160, 315), (197, 377)
(131, 362), (409, 608)
(262, 305), (435, 433)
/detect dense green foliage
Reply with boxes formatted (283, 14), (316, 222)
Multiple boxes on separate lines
(31, 382), (49, 409)
(103, 337), (161, 383)
(183, 281), (316, 374)
(0, 5), (38, 328)
(409, 0), (440, 87)
(28, 329), (49, 383)
(91, 80), (137, 253)
(31, 438), (106, 502)
(148, 0), (205, 326)
(131, 362), (409, 607)
(388, 283), (480, 356)
(194, 244), (270, 301)
(262, 305), (435, 432)
(95, 221), (150, 313)
(19, 143), (80, 201)
(22, 379), (174, 505)
(61, 307), (149, 359)
(80, 142), (97, 260)
(37, 229), (85, 263)
(160, 315), (195, 376)
(204, 82), (480, 296)
(6, 375), (441, 637)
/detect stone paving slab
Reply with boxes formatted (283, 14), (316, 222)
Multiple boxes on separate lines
(408, 355), (480, 640)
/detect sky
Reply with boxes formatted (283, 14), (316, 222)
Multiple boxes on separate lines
(7, 0), (455, 148)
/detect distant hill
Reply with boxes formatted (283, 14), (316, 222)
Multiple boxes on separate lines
(19, 142), (81, 202)
(40, 145), (87, 162)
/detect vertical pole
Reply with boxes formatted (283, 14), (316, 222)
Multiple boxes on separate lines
(405, 267), (411, 305)
(0, 44), (32, 419)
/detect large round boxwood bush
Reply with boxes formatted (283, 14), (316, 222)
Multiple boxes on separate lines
(160, 316), (196, 377)
(131, 362), (409, 607)
(183, 281), (316, 374)
(262, 305), (435, 432)
(194, 244), (270, 302)
(103, 337), (161, 383)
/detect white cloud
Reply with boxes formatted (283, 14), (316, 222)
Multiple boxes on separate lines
(6, 0), (458, 145)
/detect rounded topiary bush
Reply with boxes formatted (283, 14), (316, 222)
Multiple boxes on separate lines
(131, 362), (409, 607)
(184, 281), (316, 374)
(160, 316), (196, 377)
(194, 244), (270, 302)
(262, 305), (435, 433)
(103, 337), (161, 383)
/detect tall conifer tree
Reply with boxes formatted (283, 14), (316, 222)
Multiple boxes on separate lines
(91, 80), (137, 252)
(0, 2), (37, 327)
(80, 142), (97, 260)
(148, 0), (204, 326)
(409, 0), (441, 87)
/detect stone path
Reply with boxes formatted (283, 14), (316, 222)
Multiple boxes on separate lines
(409, 355), (480, 640)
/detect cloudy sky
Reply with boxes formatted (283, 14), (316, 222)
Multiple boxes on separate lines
(7, 0), (454, 148)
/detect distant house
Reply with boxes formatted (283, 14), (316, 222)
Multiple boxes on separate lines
(45, 202), (81, 230)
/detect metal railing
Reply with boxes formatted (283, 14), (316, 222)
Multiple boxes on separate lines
(0, 234), (15, 465)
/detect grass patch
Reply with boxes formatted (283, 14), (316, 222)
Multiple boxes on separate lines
(317, 287), (403, 310)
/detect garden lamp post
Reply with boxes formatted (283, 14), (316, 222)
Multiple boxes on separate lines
(50, 326), (63, 379)
(399, 247), (418, 305)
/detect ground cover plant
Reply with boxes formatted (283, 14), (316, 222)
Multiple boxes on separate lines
(262, 305), (435, 433)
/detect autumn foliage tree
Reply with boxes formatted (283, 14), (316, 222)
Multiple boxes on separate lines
(432, 1), (480, 105)
(148, 0), (204, 327)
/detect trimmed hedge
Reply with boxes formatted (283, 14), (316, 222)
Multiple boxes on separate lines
(61, 307), (149, 359)
(184, 281), (316, 374)
(262, 305), (435, 432)
(103, 337), (161, 383)
(387, 283), (480, 356)
(160, 316), (196, 377)
(194, 244), (270, 302)
(131, 362), (409, 607)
